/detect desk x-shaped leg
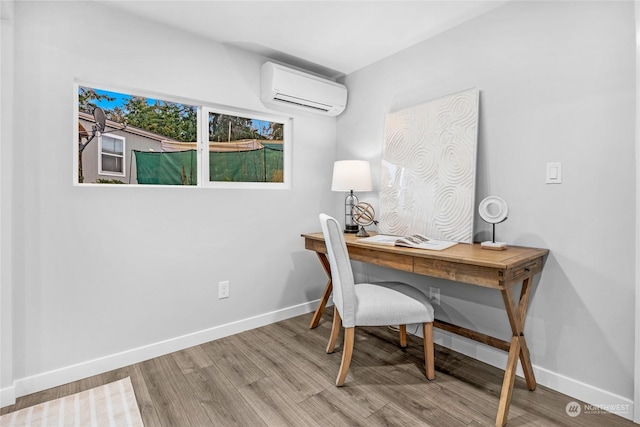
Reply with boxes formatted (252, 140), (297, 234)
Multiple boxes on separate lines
(496, 277), (536, 427)
(309, 253), (332, 329)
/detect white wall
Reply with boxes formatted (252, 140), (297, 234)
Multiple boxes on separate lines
(635, 1), (640, 422)
(338, 0), (636, 417)
(1, 0), (336, 402)
(0, 0), (16, 406)
(2, 0), (637, 418)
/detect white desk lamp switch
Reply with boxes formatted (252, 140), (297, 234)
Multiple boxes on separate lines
(546, 162), (562, 184)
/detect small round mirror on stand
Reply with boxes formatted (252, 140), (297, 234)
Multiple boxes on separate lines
(351, 202), (378, 237)
(478, 196), (508, 250)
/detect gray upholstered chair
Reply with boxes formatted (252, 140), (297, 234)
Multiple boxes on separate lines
(319, 213), (436, 386)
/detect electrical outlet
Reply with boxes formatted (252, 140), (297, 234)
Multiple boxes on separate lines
(218, 281), (230, 299)
(429, 287), (440, 305)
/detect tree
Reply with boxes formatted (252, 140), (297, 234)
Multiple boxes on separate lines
(266, 122), (283, 140)
(78, 87), (113, 114)
(116, 97), (197, 142)
(208, 114), (255, 142)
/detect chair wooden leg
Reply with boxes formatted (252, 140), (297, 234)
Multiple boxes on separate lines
(326, 307), (341, 354)
(336, 327), (355, 386)
(423, 322), (435, 380)
(399, 324), (407, 348)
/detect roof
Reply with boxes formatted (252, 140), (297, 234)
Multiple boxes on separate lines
(78, 111), (181, 143)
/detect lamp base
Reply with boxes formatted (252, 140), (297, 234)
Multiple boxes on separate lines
(481, 241), (507, 250)
(344, 225), (359, 234)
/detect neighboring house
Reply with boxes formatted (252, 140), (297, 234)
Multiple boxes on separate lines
(78, 111), (182, 184)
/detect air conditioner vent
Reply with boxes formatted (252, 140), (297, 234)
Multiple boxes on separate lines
(274, 93), (332, 112)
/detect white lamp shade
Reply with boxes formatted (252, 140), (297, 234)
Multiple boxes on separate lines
(331, 160), (372, 192)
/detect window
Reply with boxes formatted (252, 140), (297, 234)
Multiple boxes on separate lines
(99, 134), (125, 176)
(203, 108), (286, 186)
(76, 84), (291, 188)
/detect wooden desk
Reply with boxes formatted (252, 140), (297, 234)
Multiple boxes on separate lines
(302, 232), (548, 427)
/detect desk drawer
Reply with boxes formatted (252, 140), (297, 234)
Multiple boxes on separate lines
(502, 258), (543, 286)
(413, 258), (503, 288)
(305, 238), (327, 254)
(348, 246), (413, 272)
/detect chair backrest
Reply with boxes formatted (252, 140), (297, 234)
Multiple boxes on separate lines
(319, 214), (357, 327)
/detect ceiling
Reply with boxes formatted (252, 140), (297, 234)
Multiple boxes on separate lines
(100, 0), (508, 79)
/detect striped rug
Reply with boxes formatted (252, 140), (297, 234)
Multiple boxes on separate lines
(0, 377), (144, 427)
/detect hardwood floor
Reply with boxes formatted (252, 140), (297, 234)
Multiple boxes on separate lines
(2, 312), (636, 426)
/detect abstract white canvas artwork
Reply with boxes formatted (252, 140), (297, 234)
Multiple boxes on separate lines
(379, 88), (479, 243)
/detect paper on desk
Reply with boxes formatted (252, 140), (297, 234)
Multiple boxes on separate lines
(357, 235), (400, 246)
(358, 234), (458, 251)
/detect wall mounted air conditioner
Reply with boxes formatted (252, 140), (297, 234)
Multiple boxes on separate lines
(260, 62), (347, 116)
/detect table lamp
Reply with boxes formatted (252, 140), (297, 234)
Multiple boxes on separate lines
(331, 160), (372, 233)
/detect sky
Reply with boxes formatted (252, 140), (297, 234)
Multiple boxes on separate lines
(92, 90), (137, 111)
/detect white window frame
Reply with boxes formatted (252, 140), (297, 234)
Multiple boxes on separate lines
(75, 82), (292, 189)
(98, 133), (126, 177)
(201, 106), (292, 190)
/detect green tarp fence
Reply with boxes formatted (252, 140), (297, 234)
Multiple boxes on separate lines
(134, 149), (197, 185)
(134, 145), (283, 185)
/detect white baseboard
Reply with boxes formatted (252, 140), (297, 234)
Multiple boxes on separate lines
(433, 329), (636, 422)
(3, 303), (636, 424)
(1, 300), (319, 408)
(0, 385), (15, 408)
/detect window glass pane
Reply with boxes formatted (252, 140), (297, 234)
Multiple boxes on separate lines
(102, 137), (114, 154)
(78, 86), (197, 185)
(101, 136), (123, 155)
(101, 154), (123, 173)
(208, 112), (284, 183)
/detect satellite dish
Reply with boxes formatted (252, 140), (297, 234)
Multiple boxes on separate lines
(93, 107), (106, 133)
(478, 196), (508, 250)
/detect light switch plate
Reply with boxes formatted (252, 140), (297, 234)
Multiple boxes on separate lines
(546, 162), (562, 184)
